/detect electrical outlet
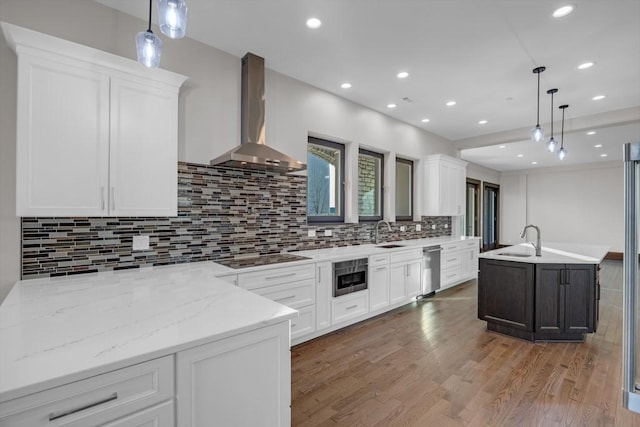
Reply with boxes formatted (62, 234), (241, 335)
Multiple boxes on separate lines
(415, 224), (421, 231)
(431, 224), (436, 230)
(132, 235), (149, 251)
(308, 229), (316, 237)
(324, 229), (332, 237)
(400, 226), (406, 232)
(444, 224), (448, 229)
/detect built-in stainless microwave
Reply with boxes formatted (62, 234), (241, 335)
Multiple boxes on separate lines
(333, 258), (368, 297)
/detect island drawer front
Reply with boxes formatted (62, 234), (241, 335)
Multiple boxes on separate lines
(249, 279), (316, 309)
(0, 356), (173, 427)
(369, 254), (390, 267)
(238, 263), (315, 290)
(389, 248), (422, 264)
(441, 253), (462, 269)
(291, 306), (316, 340)
(332, 292), (369, 324)
(441, 242), (462, 254)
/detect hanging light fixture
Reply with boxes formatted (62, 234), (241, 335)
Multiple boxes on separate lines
(546, 88), (558, 152)
(157, 0), (188, 39)
(531, 66), (546, 142)
(136, 0), (163, 68)
(557, 104), (569, 160)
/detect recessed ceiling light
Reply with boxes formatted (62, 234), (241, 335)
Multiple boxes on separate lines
(478, 120), (488, 125)
(517, 154), (524, 158)
(421, 118), (430, 123)
(600, 154), (608, 157)
(595, 144), (603, 148)
(531, 161), (538, 165)
(446, 100), (456, 107)
(578, 61), (595, 70)
(553, 5), (574, 18)
(306, 18), (322, 29)
(592, 95), (606, 101)
(397, 71), (409, 79)
(499, 145), (506, 149)
(341, 82), (351, 89)
(387, 103), (397, 109)
(587, 130), (597, 135)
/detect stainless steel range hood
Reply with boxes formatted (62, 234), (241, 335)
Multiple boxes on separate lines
(210, 53), (306, 173)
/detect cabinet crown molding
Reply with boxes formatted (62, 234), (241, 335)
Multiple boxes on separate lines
(1, 21), (188, 89)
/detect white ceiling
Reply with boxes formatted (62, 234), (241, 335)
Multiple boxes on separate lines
(96, 0), (640, 171)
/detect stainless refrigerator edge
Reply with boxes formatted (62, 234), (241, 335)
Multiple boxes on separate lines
(622, 141), (640, 412)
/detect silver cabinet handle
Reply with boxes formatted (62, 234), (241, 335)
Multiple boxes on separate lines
(318, 267), (321, 283)
(111, 187), (115, 211)
(346, 305), (358, 310)
(375, 266), (386, 271)
(49, 393), (118, 421)
(265, 272), (296, 280)
(275, 295), (296, 302)
(100, 187), (105, 211)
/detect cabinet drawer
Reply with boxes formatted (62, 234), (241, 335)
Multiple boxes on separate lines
(291, 306), (316, 339)
(462, 240), (479, 249)
(0, 356), (173, 427)
(238, 263), (315, 290)
(442, 268), (461, 286)
(441, 253), (462, 269)
(368, 253), (390, 267)
(389, 248), (422, 264)
(332, 292), (369, 325)
(441, 242), (462, 254)
(101, 401), (173, 427)
(250, 279), (315, 309)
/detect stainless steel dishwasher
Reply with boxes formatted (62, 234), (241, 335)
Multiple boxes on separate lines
(422, 245), (442, 296)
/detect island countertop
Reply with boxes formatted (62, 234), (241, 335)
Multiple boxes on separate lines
(0, 261), (297, 402)
(479, 242), (610, 264)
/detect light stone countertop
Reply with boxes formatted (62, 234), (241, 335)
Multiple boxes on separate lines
(479, 242), (610, 264)
(0, 261), (297, 402)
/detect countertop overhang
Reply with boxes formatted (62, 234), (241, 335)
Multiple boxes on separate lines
(479, 242), (610, 264)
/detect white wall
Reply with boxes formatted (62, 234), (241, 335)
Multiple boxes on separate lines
(500, 162), (623, 252)
(0, 0), (456, 300)
(467, 162), (500, 185)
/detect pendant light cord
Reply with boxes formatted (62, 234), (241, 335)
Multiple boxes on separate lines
(550, 92), (554, 137)
(536, 73), (541, 125)
(560, 107), (565, 148)
(147, 0), (153, 32)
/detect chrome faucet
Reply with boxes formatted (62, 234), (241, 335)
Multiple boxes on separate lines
(375, 220), (392, 244)
(520, 224), (542, 256)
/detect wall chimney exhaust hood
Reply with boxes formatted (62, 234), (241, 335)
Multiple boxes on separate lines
(210, 53), (306, 173)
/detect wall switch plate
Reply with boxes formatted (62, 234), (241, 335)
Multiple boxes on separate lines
(308, 229), (316, 237)
(415, 224), (421, 231)
(400, 226), (406, 232)
(431, 224), (436, 230)
(324, 230), (332, 237)
(133, 235), (149, 251)
(444, 224), (448, 229)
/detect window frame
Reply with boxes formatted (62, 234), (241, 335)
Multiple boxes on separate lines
(395, 157), (414, 222)
(357, 148), (384, 222)
(307, 136), (345, 224)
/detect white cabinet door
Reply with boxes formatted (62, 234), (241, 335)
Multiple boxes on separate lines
(176, 321), (290, 427)
(406, 260), (422, 298)
(101, 401), (173, 427)
(109, 77), (178, 216)
(316, 262), (332, 331)
(15, 54), (110, 216)
(369, 264), (389, 311)
(389, 263), (407, 304)
(422, 155), (467, 216)
(460, 240), (479, 280)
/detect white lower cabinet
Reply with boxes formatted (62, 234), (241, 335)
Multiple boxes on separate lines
(369, 264), (390, 311)
(176, 321), (290, 427)
(389, 249), (423, 304)
(331, 291), (369, 325)
(389, 263), (408, 304)
(291, 305), (316, 339)
(440, 239), (480, 290)
(316, 262), (332, 331)
(101, 401), (173, 427)
(0, 356), (173, 427)
(460, 239), (480, 280)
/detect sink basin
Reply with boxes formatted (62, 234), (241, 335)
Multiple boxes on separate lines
(376, 244), (405, 249)
(497, 252), (532, 258)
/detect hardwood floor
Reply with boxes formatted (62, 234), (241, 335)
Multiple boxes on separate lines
(291, 260), (640, 426)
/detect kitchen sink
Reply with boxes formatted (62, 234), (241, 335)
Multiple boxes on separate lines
(376, 244), (405, 249)
(497, 252), (532, 258)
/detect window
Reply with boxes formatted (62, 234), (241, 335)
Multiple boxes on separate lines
(395, 157), (413, 221)
(307, 137), (345, 223)
(358, 148), (384, 221)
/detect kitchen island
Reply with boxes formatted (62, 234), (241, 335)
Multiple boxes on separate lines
(478, 242), (609, 342)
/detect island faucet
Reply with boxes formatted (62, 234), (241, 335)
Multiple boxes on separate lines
(375, 220), (392, 244)
(520, 224), (542, 256)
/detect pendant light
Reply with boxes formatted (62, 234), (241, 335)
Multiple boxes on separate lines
(136, 0), (163, 68)
(546, 88), (558, 152)
(557, 104), (569, 160)
(531, 66), (546, 142)
(157, 0), (188, 39)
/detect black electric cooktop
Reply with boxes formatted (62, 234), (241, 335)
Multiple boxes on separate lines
(215, 253), (310, 269)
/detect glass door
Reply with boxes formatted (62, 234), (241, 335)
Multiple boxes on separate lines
(482, 182), (499, 251)
(622, 141), (640, 413)
(466, 179), (480, 237)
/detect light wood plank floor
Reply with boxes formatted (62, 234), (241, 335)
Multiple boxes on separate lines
(291, 260), (640, 426)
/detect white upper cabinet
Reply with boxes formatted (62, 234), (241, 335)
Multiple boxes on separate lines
(422, 154), (467, 216)
(2, 22), (187, 217)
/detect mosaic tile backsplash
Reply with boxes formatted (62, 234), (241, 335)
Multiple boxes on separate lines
(22, 162), (452, 278)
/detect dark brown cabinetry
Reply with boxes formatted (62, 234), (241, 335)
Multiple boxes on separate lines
(478, 259), (600, 342)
